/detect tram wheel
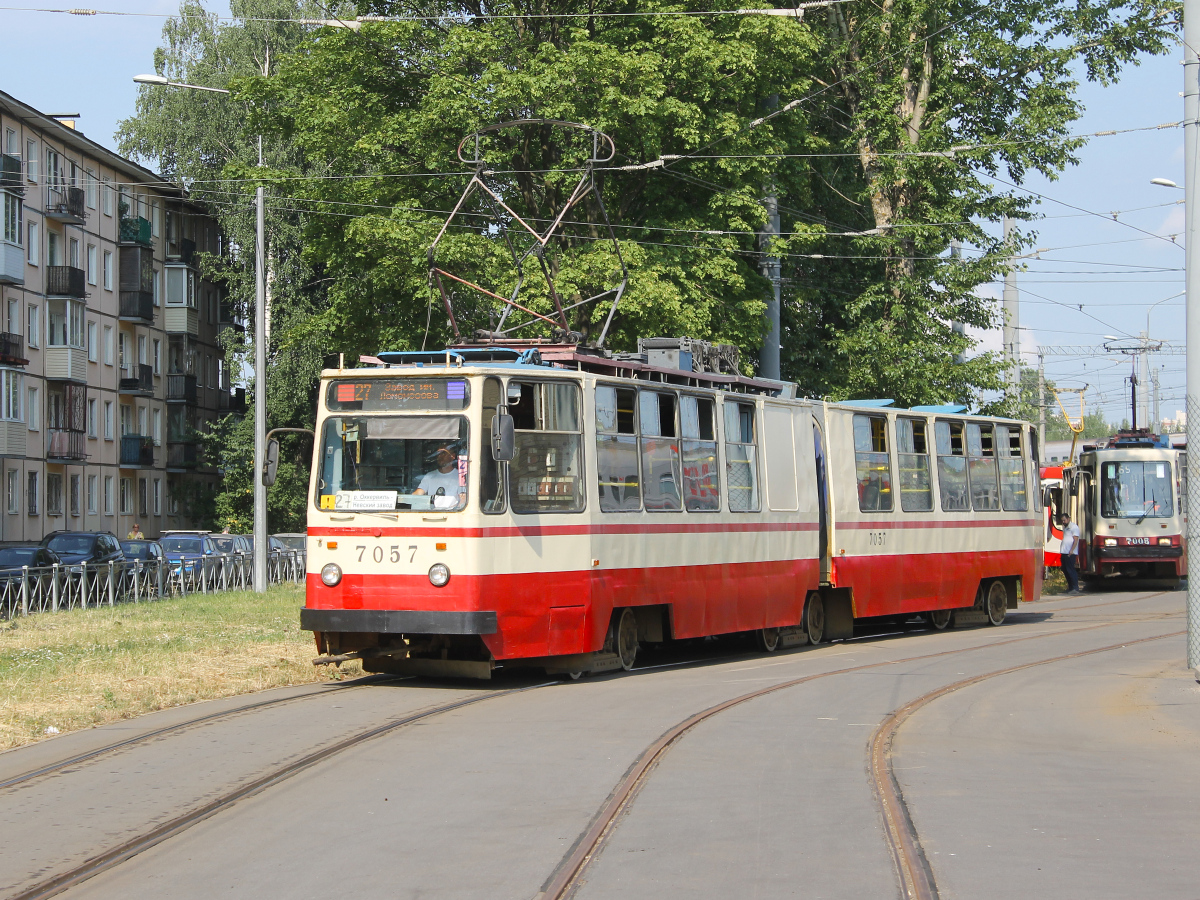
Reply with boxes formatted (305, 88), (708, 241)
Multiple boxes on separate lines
(986, 581), (1008, 626)
(615, 608), (639, 671)
(803, 593), (825, 645)
(926, 609), (953, 631)
(756, 627), (781, 653)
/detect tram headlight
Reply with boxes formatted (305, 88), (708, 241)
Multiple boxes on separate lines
(1103, 538), (1117, 547)
(428, 563), (451, 587)
(1159, 537), (1172, 546)
(320, 563), (342, 586)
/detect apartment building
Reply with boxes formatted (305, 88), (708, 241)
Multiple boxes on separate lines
(0, 90), (240, 541)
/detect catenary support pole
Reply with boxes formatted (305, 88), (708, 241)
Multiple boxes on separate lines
(254, 181), (267, 593)
(1037, 352), (1045, 451)
(1184, 0), (1200, 675)
(1002, 216), (1020, 404)
(758, 191), (781, 381)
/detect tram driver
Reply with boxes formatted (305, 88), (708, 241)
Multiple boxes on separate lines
(413, 444), (465, 508)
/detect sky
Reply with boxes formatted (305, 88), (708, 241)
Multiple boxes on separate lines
(0, 3), (1187, 430)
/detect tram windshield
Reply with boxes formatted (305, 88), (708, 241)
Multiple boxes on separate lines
(317, 416), (469, 512)
(1101, 460), (1174, 519)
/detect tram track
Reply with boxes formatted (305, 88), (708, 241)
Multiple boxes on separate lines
(534, 612), (1183, 900)
(8, 606), (1178, 900)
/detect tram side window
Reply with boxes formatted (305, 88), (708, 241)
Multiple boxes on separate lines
(724, 401), (760, 512)
(596, 385), (641, 512)
(479, 377), (507, 514)
(967, 423), (1000, 511)
(996, 426), (1027, 511)
(640, 390), (682, 511)
(681, 395), (720, 511)
(934, 420), (969, 511)
(509, 381), (585, 514)
(853, 414), (893, 512)
(1029, 426), (1042, 513)
(897, 418), (932, 512)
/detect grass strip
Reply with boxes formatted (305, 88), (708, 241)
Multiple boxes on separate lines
(0, 584), (359, 750)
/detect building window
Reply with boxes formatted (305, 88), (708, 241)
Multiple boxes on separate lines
(138, 477), (148, 518)
(103, 324), (113, 365)
(69, 474), (80, 517)
(87, 474), (98, 514)
(46, 473), (63, 517)
(4, 129), (14, 156)
(152, 338), (161, 374)
(0, 369), (21, 422)
(102, 250), (113, 290)
(152, 407), (162, 445)
(6, 299), (17, 335)
(27, 470), (37, 515)
(167, 486), (179, 516)
(206, 354), (214, 388)
(137, 405), (147, 437)
(152, 477), (161, 516)
(47, 299), (84, 349)
(119, 477), (132, 514)
(85, 169), (97, 209)
(101, 178), (112, 216)
(165, 267), (196, 307)
(103, 400), (113, 440)
(120, 403), (131, 437)
(47, 231), (59, 266)
(87, 321), (97, 361)
(23, 385), (34, 429)
(27, 221), (37, 265)
(151, 202), (161, 236)
(118, 332), (127, 371)
(152, 268), (160, 307)
(6, 469), (17, 514)
(2, 193), (20, 245)
(27, 304), (38, 348)
(86, 244), (96, 285)
(103, 474), (113, 515)
(87, 397), (97, 438)
(26, 140), (37, 182)
(68, 236), (78, 268)
(138, 334), (147, 366)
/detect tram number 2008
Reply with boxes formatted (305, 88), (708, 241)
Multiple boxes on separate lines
(867, 531), (887, 547)
(356, 545), (419, 564)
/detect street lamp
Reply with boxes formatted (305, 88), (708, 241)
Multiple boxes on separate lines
(133, 74), (269, 594)
(1150, 177), (1183, 189)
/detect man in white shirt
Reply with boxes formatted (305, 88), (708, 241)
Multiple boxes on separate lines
(1060, 512), (1082, 593)
(414, 446), (464, 508)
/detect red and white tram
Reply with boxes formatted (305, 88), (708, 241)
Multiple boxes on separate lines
(299, 345), (1043, 677)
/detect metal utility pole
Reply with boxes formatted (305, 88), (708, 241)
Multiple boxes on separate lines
(253, 139), (268, 593)
(1037, 352), (1046, 450)
(1002, 217), (1021, 404)
(951, 240), (966, 365)
(1184, 0), (1200, 675)
(758, 189), (781, 381)
(1151, 367), (1161, 430)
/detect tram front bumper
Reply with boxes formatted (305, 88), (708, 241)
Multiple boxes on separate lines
(300, 608), (498, 635)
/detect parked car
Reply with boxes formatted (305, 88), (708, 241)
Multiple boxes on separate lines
(239, 535), (288, 555)
(272, 533), (306, 552)
(120, 540), (166, 563)
(39, 532), (124, 566)
(160, 534), (222, 576)
(0, 543), (62, 573)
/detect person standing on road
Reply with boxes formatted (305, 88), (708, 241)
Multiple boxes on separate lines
(1060, 513), (1082, 593)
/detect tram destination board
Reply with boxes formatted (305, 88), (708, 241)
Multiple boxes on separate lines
(326, 378), (470, 411)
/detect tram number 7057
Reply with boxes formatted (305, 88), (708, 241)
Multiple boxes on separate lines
(868, 531), (887, 547)
(356, 545), (419, 563)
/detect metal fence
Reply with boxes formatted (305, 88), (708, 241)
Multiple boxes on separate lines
(0, 551), (307, 619)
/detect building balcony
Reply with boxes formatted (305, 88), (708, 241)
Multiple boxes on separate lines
(0, 154), (21, 194)
(120, 434), (155, 468)
(166, 440), (202, 470)
(167, 373), (197, 404)
(47, 429), (87, 462)
(0, 333), (27, 366)
(166, 237), (197, 266)
(119, 290), (154, 322)
(44, 347), (87, 383)
(0, 420), (26, 456)
(164, 305), (198, 336)
(218, 387), (246, 413)
(44, 186), (86, 224)
(46, 265), (85, 298)
(0, 241), (23, 286)
(119, 364), (155, 396)
(119, 215), (153, 247)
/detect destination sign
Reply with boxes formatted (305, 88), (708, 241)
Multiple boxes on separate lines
(326, 378), (470, 411)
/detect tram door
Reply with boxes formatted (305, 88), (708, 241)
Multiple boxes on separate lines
(812, 418), (831, 582)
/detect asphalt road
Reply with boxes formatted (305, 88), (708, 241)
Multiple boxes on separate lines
(0, 589), (1190, 900)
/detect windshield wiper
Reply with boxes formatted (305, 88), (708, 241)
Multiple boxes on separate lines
(1135, 496), (1155, 526)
